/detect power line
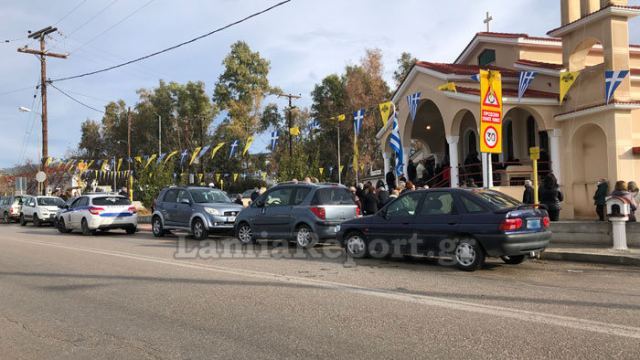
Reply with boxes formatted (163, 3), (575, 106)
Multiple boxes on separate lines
(54, 0), (89, 26)
(71, 0), (157, 53)
(0, 85), (38, 97)
(67, 0), (120, 37)
(49, 82), (105, 113)
(50, 0), (293, 83)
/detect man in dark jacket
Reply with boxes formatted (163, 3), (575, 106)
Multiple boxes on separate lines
(407, 160), (417, 183)
(385, 170), (396, 190)
(375, 180), (390, 208)
(539, 174), (563, 221)
(361, 184), (379, 215)
(522, 180), (534, 205)
(593, 179), (609, 221)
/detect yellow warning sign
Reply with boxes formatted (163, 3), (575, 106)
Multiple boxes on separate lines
(480, 69), (503, 153)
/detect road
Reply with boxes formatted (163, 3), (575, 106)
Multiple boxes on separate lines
(1, 224), (639, 359)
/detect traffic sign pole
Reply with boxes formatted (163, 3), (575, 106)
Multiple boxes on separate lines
(530, 147), (540, 207)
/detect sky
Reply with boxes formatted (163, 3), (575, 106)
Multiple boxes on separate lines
(1, 0), (640, 168)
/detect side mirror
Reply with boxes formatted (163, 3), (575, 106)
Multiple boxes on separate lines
(254, 199), (265, 208)
(180, 198), (192, 205)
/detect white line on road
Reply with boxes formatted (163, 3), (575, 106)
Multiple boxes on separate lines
(7, 237), (640, 340)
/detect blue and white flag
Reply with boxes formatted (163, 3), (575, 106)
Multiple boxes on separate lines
(179, 149), (189, 165)
(197, 145), (211, 160)
(353, 109), (365, 136)
(407, 92), (421, 122)
(605, 70), (629, 104)
(471, 74), (480, 82)
(389, 112), (404, 176)
(518, 71), (537, 100)
(309, 119), (321, 131)
(156, 153), (167, 164)
(229, 140), (239, 159)
(270, 131), (279, 150)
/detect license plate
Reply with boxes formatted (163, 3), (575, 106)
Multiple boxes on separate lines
(527, 219), (541, 229)
(227, 216), (236, 222)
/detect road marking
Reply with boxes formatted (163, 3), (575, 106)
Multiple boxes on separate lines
(7, 237), (640, 340)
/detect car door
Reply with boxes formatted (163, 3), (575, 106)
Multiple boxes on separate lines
(367, 192), (424, 257)
(161, 189), (179, 227)
(258, 187), (295, 239)
(175, 190), (193, 227)
(70, 197), (88, 228)
(23, 197), (35, 220)
(414, 191), (461, 256)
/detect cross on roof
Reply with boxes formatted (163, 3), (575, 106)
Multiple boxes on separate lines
(484, 11), (493, 32)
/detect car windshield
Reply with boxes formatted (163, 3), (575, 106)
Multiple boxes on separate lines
(189, 189), (231, 204)
(470, 190), (521, 209)
(92, 197), (131, 206)
(37, 197), (65, 207)
(312, 188), (355, 205)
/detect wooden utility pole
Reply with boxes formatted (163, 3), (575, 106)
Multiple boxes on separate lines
(17, 26), (67, 193)
(127, 107), (133, 201)
(277, 93), (301, 157)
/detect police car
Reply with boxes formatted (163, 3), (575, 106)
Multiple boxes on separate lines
(56, 194), (138, 235)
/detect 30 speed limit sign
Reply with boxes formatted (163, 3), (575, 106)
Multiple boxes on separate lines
(483, 126), (498, 149)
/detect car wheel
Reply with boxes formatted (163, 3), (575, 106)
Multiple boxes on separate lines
(152, 216), (164, 238)
(236, 223), (254, 245)
(501, 255), (526, 265)
(57, 218), (71, 234)
(454, 238), (485, 271)
(125, 226), (136, 235)
(2, 212), (8, 224)
(344, 232), (368, 258)
(19, 214), (26, 226)
(191, 218), (208, 240)
(295, 225), (317, 248)
(33, 214), (41, 227)
(81, 218), (94, 236)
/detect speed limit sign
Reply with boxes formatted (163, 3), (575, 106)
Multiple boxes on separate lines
(483, 126), (499, 149)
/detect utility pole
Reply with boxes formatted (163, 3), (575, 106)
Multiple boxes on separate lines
(277, 93), (301, 157)
(17, 26), (67, 194)
(127, 107), (133, 201)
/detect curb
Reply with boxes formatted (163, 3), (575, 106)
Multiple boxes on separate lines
(541, 251), (640, 267)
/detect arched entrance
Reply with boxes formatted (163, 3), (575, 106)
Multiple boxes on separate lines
(571, 124), (607, 218)
(403, 100), (447, 185)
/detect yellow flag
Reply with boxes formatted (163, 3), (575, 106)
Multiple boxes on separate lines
(197, 173), (204, 183)
(86, 160), (95, 169)
(210, 142), (225, 159)
(319, 168), (324, 176)
(164, 150), (178, 163)
(134, 156), (142, 164)
(337, 114), (346, 122)
(100, 159), (108, 172)
(215, 173), (221, 183)
(233, 173), (239, 182)
(560, 70), (580, 104)
(44, 157), (52, 167)
(353, 138), (359, 172)
(145, 154), (157, 169)
(189, 147), (202, 165)
(438, 82), (457, 93)
(261, 172), (267, 180)
(378, 102), (393, 127)
(339, 165), (344, 174)
(289, 127), (300, 136)
(360, 163), (365, 173)
(117, 158), (123, 171)
(243, 136), (254, 156)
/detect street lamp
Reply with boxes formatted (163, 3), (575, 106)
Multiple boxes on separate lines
(18, 106), (32, 113)
(18, 106), (45, 194)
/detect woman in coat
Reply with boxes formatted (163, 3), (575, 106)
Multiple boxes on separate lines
(538, 174), (563, 221)
(375, 180), (390, 208)
(611, 181), (637, 222)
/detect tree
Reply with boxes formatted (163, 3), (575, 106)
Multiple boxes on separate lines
(78, 119), (104, 158)
(393, 52), (417, 88)
(136, 162), (173, 208)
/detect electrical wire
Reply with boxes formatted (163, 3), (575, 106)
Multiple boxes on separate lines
(50, 0), (293, 83)
(71, 0), (157, 53)
(48, 82), (105, 113)
(67, 0), (120, 37)
(54, 0), (89, 26)
(0, 85), (38, 97)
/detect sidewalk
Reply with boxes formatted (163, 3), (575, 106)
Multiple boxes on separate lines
(542, 244), (640, 266)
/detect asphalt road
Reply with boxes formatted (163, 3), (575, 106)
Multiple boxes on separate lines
(1, 224), (639, 359)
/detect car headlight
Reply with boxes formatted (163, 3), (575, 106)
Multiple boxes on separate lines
(204, 208), (221, 216)
(335, 225), (341, 232)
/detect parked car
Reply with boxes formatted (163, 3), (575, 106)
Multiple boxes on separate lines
(234, 183), (360, 247)
(152, 186), (244, 240)
(56, 194), (137, 235)
(19, 195), (65, 226)
(53, 197), (78, 227)
(337, 188), (551, 271)
(1, 195), (25, 223)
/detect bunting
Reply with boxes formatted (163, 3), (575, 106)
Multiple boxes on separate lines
(270, 131), (279, 150)
(189, 147), (202, 165)
(164, 150), (179, 163)
(437, 82), (457, 93)
(378, 101), (393, 127)
(353, 109), (364, 136)
(210, 142), (225, 159)
(242, 136), (254, 156)
(145, 154), (157, 169)
(233, 173), (239, 182)
(337, 114), (346, 122)
(229, 140), (239, 159)
(197, 145), (211, 161)
(605, 70), (629, 104)
(289, 127), (300, 136)
(179, 149), (189, 165)
(518, 71), (537, 100)
(407, 91), (421, 122)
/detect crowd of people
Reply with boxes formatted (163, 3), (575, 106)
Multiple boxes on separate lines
(349, 174), (429, 216)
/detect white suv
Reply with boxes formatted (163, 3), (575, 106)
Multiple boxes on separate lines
(56, 194), (138, 235)
(20, 196), (65, 227)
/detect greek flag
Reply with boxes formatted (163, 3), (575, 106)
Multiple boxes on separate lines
(407, 92), (421, 122)
(518, 71), (537, 100)
(605, 70), (629, 104)
(229, 140), (239, 159)
(353, 109), (365, 136)
(197, 145), (211, 160)
(179, 149), (189, 165)
(310, 119), (321, 131)
(471, 74), (480, 82)
(270, 131), (279, 150)
(389, 112), (404, 176)
(156, 153), (167, 164)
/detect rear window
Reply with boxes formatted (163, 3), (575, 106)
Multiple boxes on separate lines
(469, 190), (520, 209)
(92, 197), (131, 206)
(37, 197), (65, 207)
(312, 188), (355, 205)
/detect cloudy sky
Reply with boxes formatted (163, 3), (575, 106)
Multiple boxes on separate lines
(1, 0), (640, 168)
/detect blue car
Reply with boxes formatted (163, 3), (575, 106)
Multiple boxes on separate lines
(337, 188), (551, 271)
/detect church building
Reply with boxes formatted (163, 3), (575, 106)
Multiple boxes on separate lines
(378, 0), (640, 218)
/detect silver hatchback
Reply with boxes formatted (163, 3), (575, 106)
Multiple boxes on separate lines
(234, 183), (359, 247)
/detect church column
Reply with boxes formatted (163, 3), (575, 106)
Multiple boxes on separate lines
(402, 146), (410, 178)
(447, 136), (460, 188)
(548, 129), (562, 184)
(382, 151), (391, 178)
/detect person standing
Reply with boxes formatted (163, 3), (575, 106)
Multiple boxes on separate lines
(538, 174), (563, 221)
(522, 180), (534, 205)
(611, 181), (637, 222)
(362, 183), (379, 216)
(629, 181), (640, 221)
(593, 179), (609, 221)
(385, 170), (396, 191)
(416, 161), (425, 184)
(376, 180), (390, 208)
(407, 160), (417, 183)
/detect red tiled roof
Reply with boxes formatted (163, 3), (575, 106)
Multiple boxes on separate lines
(514, 59), (563, 70)
(547, 4), (640, 36)
(455, 86), (558, 99)
(416, 61), (520, 77)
